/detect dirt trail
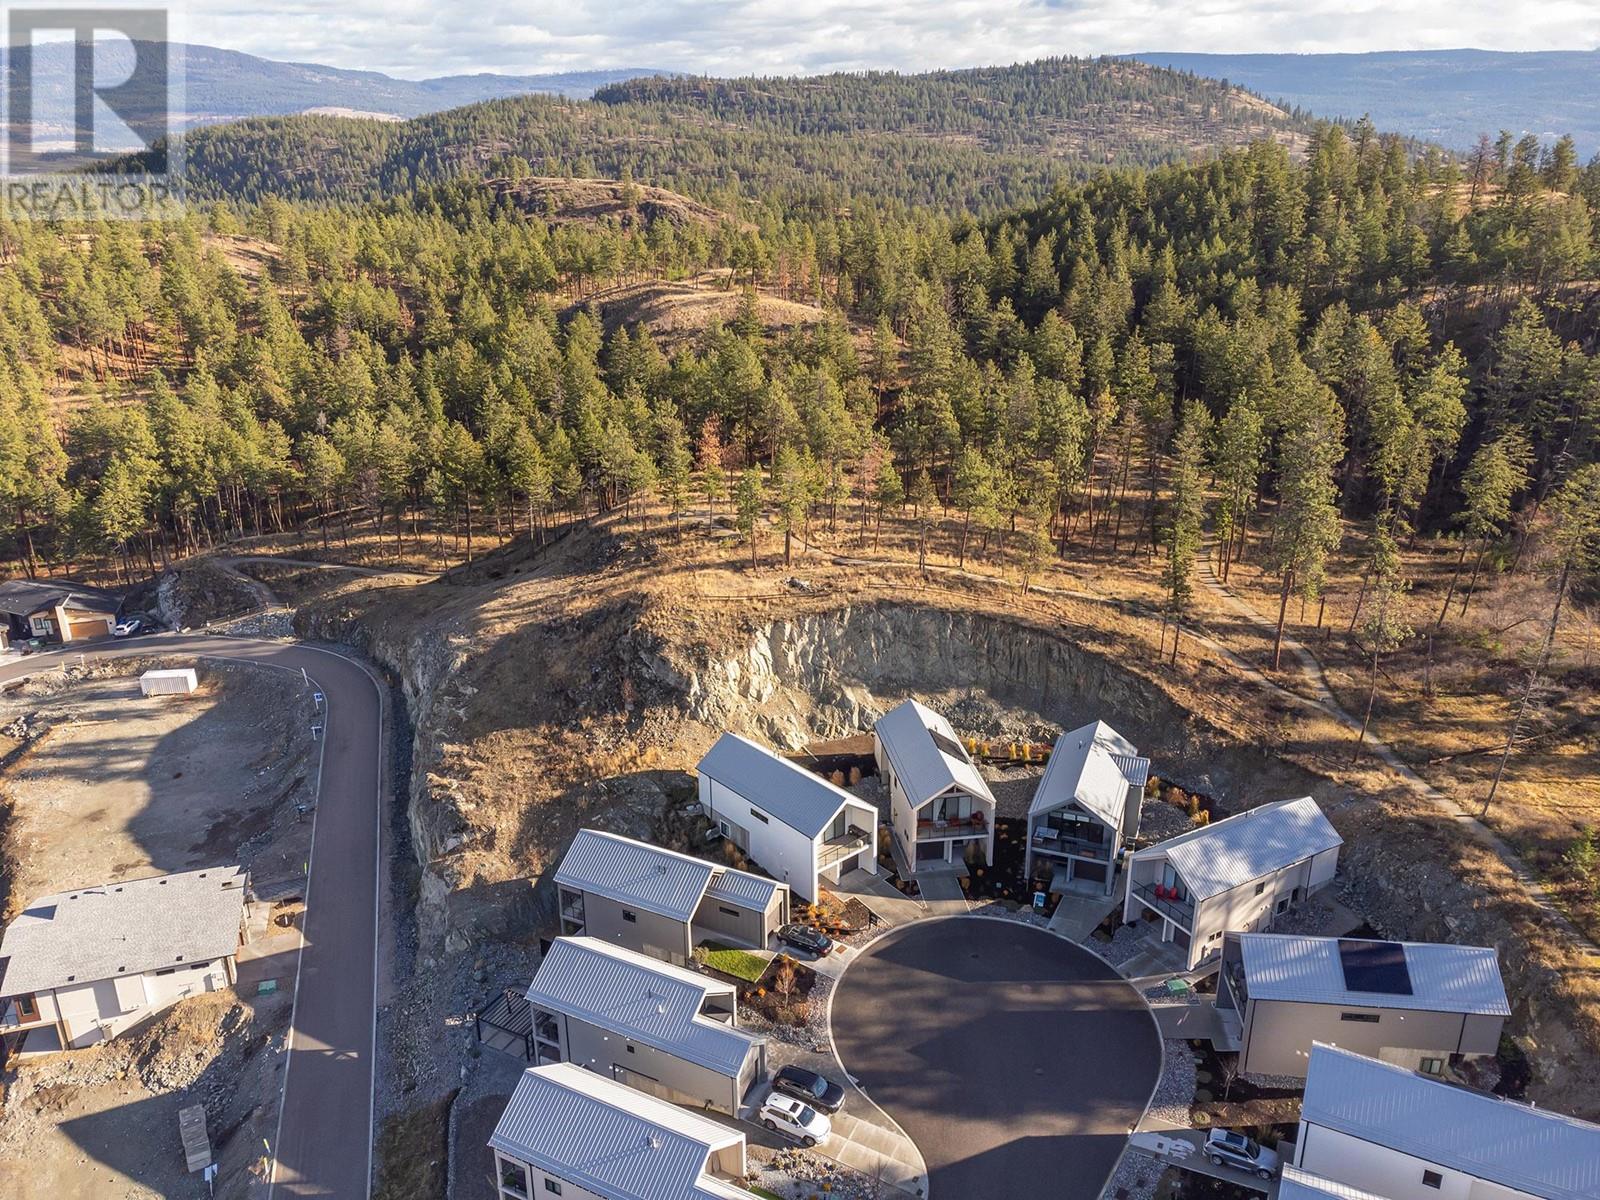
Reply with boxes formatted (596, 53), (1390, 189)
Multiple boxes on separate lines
(1198, 547), (1600, 968)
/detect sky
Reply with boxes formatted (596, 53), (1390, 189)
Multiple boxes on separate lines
(179, 0), (1600, 80)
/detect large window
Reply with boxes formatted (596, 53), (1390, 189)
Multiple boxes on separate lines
(497, 1158), (529, 1197)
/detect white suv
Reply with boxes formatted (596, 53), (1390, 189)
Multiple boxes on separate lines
(1204, 1129), (1280, 1179)
(758, 1092), (832, 1147)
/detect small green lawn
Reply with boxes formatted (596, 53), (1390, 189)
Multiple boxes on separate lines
(699, 942), (771, 983)
(748, 1187), (786, 1200)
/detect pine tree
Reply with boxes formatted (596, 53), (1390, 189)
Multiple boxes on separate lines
(1161, 399), (1210, 664)
(734, 467), (765, 568)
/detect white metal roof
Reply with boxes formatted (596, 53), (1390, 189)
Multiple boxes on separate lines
(1135, 797), (1342, 900)
(489, 1062), (749, 1200)
(873, 699), (995, 809)
(526, 937), (760, 1077)
(703, 869), (783, 911)
(1277, 1167), (1392, 1200)
(553, 829), (778, 923)
(0, 866), (247, 996)
(1300, 1043), (1600, 1200)
(697, 733), (863, 839)
(1029, 720), (1148, 826)
(1237, 933), (1510, 1016)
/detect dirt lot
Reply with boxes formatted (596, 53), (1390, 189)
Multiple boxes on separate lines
(0, 660), (318, 1200)
(0, 661), (317, 913)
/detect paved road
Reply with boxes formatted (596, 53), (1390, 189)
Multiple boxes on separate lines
(831, 916), (1161, 1200)
(0, 635), (385, 1199)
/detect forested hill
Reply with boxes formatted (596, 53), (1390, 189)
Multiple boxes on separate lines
(163, 57), (1319, 212)
(1134, 50), (1600, 158)
(5, 40), (657, 135)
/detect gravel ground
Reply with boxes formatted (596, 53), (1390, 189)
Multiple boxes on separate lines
(1090, 921), (1154, 967)
(1101, 1149), (1166, 1200)
(1146, 1038), (1199, 1128)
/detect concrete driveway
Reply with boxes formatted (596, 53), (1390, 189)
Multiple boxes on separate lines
(831, 916), (1161, 1200)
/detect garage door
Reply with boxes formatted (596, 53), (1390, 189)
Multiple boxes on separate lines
(68, 617), (112, 641)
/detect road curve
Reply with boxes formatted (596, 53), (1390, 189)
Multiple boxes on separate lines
(0, 634), (385, 1199)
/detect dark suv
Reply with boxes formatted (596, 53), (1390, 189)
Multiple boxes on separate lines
(771, 1065), (846, 1113)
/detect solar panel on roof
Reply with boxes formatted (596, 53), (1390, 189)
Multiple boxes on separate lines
(928, 728), (971, 762)
(1338, 939), (1413, 995)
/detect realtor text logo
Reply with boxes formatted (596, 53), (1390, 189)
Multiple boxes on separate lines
(3, 6), (184, 218)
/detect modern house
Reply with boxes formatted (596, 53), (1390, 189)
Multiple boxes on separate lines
(1217, 932), (1509, 1077)
(873, 699), (995, 876)
(552, 829), (790, 966)
(0, 578), (121, 646)
(0, 866), (249, 1053)
(524, 936), (765, 1115)
(1023, 720), (1150, 897)
(489, 1061), (755, 1200)
(696, 733), (879, 903)
(1122, 796), (1342, 969)
(1293, 1042), (1600, 1200)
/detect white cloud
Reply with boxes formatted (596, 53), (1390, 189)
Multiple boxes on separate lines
(181, 0), (1600, 79)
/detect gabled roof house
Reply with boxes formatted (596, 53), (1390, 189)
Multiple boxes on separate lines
(873, 699), (995, 876)
(553, 829), (789, 965)
(1218, 932), (1509, 1077)
(1025, 720), (1150, 897)
(0, 866), (249, 1052)
(1293, 1042), (1600, 1200)
(0, 578), (121, 646)
(489, 1061), (755, 1200)
(1122, 796), (1342, 969)
(524, 936), (764, 1114)
(696, 734), (878, 903)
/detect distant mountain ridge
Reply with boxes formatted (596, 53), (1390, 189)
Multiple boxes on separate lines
(1133, 49), (1600, 157)
(4, 40), (662, 136)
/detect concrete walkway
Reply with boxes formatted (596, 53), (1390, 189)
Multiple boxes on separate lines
(834, 868), (926, 926)
(915, 870), (970, 917)
(740, 1074), (926, 1197)
(1128, 1131), (1279, 1198)
(1047, 889), (1120, 941)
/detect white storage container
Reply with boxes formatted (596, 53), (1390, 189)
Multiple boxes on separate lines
(140, 667), (198, 696)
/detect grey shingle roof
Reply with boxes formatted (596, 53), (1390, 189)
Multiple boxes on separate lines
(0, 866), (247, 995)
(0, 578), (121, 617)
(1300, 1043), (1600, 1200)
(525, 937), (760, 1077)
(1137, 797), (1341, 900)
(1277, 1168), (1390, 1200)
(697, 733), (860, 839)
(489, 1062), (750, 1200)
(554, 830), (718, 923)
(1029, 720), (1147, 826)
(873, 699), (994, 809)
(1238, 933), (1510, 1016)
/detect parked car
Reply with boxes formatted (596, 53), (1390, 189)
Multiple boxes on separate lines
(771, 1065), (846, 1114)
(758, 1092), (832, 1147)
(114, 617), (147, 637)
(1203, 1129), (1280, 1179)
(777, 923), (833, 956)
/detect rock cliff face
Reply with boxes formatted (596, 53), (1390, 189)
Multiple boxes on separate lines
(668, 602), (1323, 803)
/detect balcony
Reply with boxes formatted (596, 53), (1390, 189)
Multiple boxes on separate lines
(916, 812), (988, 841)
(818, 828), (872, 867)
(1130, 881), (1194, 932)
(1029, 827), (1110, 861)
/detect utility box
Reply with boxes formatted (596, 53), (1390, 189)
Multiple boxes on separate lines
(177, 1104), (211, 1172)
(140, 668), (198, 696)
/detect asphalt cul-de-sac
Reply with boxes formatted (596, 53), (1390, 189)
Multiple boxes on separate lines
(831, 917), (1161, 1200)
